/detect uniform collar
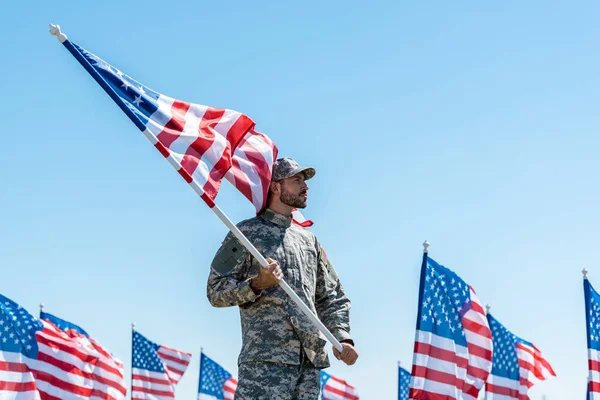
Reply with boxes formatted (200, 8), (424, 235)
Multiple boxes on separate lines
(261, 208), (293, 228)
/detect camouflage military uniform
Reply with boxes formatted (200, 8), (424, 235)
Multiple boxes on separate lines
(207, 158), (353, 399)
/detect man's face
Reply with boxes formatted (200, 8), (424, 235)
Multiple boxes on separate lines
(278, 173), (308, 208)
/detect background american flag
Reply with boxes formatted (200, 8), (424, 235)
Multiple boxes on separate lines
(197, 352), (237, 400)
(410, 255), (493, 400)
(131, 330), (191, 399)
(0, 293), (126, 399)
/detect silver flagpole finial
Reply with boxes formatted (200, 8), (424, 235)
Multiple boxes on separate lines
(39, 302), (44, 313)
(49, 24), (68, 43)
(131, 322), (136, 331)
(583, 268), (589, 279)
(485, 304), (490, 314)
(423, 241), (429, 254)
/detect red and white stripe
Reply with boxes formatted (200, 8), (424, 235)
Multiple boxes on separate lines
(291, 208), (314, 228)
(143, 95), (275, 209)
(323, 375), (359, 400)
(131, 345), (191, 399)
(157, 345), (191, 385)
(196, 377), (237, 400)
(410, 287), (493, 400)
(223, 377), (237, 400)
(0, 320), (126, 400)
(589, 349), (600, 398)
(225, 129), (278, 213)
(486, 343), (555, 400)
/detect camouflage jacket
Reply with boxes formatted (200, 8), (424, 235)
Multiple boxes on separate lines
(207, 209), (352, 368)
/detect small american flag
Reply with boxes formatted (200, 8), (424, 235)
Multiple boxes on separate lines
(410, 254), (493, 399)
(59, 39), (278, 213)
(131, 330), (191, 399)
(321, 370), (359, 400)
(197, 352), (237, 400)
(585, 276), (600, 399)
(0, 294), (126, 399)
(485, 313), (555, 399)
(398, 365), (410, 399)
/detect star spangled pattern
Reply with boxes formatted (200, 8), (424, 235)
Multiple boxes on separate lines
(398, 366), (410, 399)
(320, 370), (359, 400)
(131, 330), (191, 399)
(485, 314), (555, 399)
(198, 353), (237, 400)
(60, 39), (278, 213)
(410, 255), (493, 400)
(0, 294), (126, 399)
(585, 277), (600, 399)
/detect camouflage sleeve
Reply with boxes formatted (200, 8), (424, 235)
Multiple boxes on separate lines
(314, 241), (353, 344)
(206, 231), (261, 308)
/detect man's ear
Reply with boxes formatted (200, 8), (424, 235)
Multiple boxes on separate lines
(269, 181), (280, 195)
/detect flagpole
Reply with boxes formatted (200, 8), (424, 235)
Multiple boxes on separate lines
(197, 346), (203, 397)
(131, 322), (135, 400)
(49, 23), (343, 353)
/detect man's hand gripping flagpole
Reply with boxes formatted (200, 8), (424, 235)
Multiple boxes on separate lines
(49, 23), (344, 354)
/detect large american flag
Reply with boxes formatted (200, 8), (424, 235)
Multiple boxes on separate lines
(485, 313), (555, 399)
(398, 365), (410, 399)
(197, 352), (237, 400)
(0, 294), (126, 399)
(131, 330), (191, 399)
(585, 276), (600, 399)
(410, 254), (493, 399)
(59, 39), (277, 213)
(321, 370), (359, 400)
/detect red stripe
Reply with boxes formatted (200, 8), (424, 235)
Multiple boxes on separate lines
(155, 142), (170, 158)
(590, 381), (600, 392)
(590, 359), (600, 372)
(0, 360), (29, 373)
(230, 155), (254, 204)
(156, 101), (191, 149)
(408, 388), (456, 400)
(38, 390), (63, 400)
(158, 345), (191, 358)
(414, 341), (468, 369)
(131, 385), (175, 397)
(323, 385), (359, 400)
(0, 378), (38, 393)
(485, 382), (525, 398)
(158, 352), (191, 367)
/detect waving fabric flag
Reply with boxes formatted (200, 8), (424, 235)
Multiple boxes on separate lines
(485, 313), (555, 399)
(584, 275), (600, 399)
(409, 252), (493, 399)
(131, 330), (191, 399)
(398, 365), (410, 399)
(197, 352), (237, 400)
(57, 36), (277, 212)
(0, 294), (126, 399)
(320, 370), (359, 400)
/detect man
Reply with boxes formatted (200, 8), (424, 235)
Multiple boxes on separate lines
(207, 157), (358, 400)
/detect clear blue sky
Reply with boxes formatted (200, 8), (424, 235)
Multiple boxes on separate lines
(2, 1), (599, 399)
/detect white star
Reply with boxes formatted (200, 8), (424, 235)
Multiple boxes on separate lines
(133, 95), (143, 106)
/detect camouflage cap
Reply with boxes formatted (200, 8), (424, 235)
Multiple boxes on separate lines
(271, 157), (316, 182)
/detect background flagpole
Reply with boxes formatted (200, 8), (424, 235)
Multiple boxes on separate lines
(49, 23), (342, 353)
(131, 322), (135, 400)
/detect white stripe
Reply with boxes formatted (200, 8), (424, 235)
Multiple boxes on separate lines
(323, 378), (358, 399)
(410, 376), (476, 400)
(131, 368), (172, 383)
(198, 394), (219, 400)
(590, 348), (600, 362)
(0, 391), (40, 400)
(131, 379), (173, 393)
(146, 96), (176, 140)
(157, 347), (191, 362)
